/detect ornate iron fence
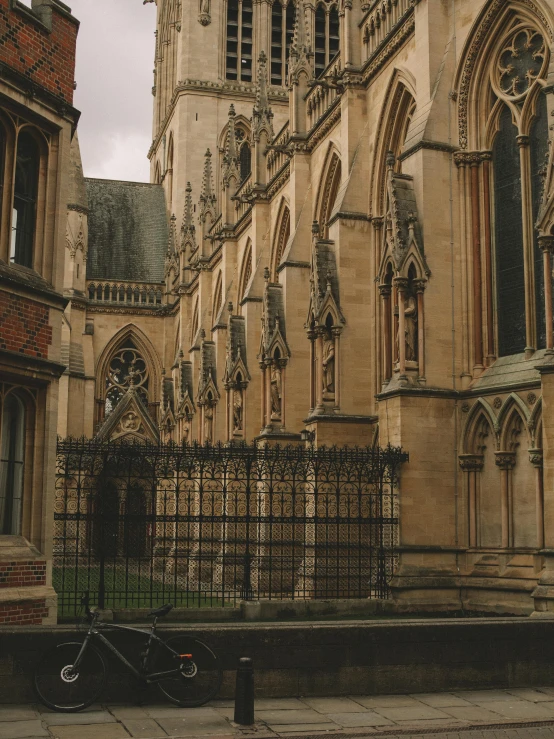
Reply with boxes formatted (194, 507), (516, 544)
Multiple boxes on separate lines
(54, 439), (407, 617)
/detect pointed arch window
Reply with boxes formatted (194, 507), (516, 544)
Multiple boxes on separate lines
(11, 131), (39, 269)
(314, 3), (340, 78)
(105, 339), (150, 416)
(486, 27), (549, 357)
(226, 0), (253, 82)
(0, 393), (25, 536)
(271, 0), (295, 86)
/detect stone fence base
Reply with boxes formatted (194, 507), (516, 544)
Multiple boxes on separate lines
(1, 617), (554, 703)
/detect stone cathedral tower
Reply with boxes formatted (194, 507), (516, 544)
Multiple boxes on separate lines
(149, 0), (292, 220)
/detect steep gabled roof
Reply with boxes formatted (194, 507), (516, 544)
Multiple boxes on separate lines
(85, 179), (168, 282)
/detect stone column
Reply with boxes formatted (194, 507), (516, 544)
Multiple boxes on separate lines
(459, 454), (484, 548)
(470, 157), (484, 370)
(495, 452), (516, 549)
(379, 283), (392, 383)
(414, 279), (426, 382)
(539, 235), (554, 354)
(394, 277), (408, 376)
(529, 449), (544, 550)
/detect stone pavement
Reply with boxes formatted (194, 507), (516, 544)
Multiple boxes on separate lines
(6, 689), (554, 739)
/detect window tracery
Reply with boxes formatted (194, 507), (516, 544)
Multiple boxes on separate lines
(314, 2), (339, 78)
(104, 339), (150, 416)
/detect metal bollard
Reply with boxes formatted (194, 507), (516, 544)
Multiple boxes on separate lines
(234, 657), (255, 725)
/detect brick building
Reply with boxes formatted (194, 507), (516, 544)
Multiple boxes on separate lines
(0, 0), (79, 624)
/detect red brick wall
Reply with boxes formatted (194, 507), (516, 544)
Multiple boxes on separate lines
(0, 0), (78, 105)
(0, 560), (47, 588)
(0, 292), (52, 358)
(0, 599), (48, 624)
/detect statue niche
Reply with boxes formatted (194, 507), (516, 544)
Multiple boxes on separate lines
(233, 378), (244, 434)
(395, 273), (418, 369)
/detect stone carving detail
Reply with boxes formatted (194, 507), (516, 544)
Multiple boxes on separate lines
(493, 397), (502, 409)
(198, 0), (210, 25)
(204, 404), (214, 443)
(116, 411), (142, 435)
(322, 328), (335, 397)
(527, 392), (537, 405)
(497, 29), (545, 98)
(233, 389), (243, 433)
(270, 364), (282, 421)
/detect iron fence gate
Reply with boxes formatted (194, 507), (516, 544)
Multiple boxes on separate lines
(54, 439), (406, 618)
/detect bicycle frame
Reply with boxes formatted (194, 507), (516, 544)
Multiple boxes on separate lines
(73, 616), (192, 685)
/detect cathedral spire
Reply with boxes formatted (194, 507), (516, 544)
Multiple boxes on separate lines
(288, 0), (313, 84)
(180, 181), (197, 262)
(199, 149), (217, 224)
(222, 104), (240, 186)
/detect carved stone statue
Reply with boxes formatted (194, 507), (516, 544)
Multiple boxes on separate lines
(404, 294), (418, 362)
(204, 405), (214, 443)
(395, 292), (418, 364)
(322, 330), (335, 397)
(182, 417), (190, 442)
(198, 0), (210, 25)
(233, 389), (243, 432)
(270, 364), (282, 420)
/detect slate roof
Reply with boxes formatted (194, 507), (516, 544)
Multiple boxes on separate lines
(85, 179), (168, 282)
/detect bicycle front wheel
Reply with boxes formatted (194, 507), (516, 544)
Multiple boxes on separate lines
(154, 636), (222, 707)
(34, 641), (107, 712)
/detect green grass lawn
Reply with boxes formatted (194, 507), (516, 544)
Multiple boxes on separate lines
(53, 566), (231, 619)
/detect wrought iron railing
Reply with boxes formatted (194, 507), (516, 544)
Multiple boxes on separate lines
(54, 439), (406, 618)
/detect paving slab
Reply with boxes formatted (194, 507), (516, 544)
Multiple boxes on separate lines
(350, 696), (422, 709)
(0, 720), (48, 739)
(441, 705), (529, 722)
(326, 711), (395, 727)
(505, 689), (554, 703)
(371, 705), (452, 721)
(120, 718), (167, 737)
(109, 706), (151, 720)
(156, 717), (231, 735)
(267, 723), (342, 734)
(0, 706), (39, 721)
(253, 700), (307, 711)
(49, 726), (130, 739)
(147, 707), (220, 719)
(42, 710), (117, 725)
(256, 710), (334, 726)
(412, 693), (474, 708)
(475, 701), (554, 719)
(301, 697), (370, 713)
(453, 691), (518, 703)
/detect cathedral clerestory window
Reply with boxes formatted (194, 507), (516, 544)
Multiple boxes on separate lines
(271, 0), (295, 86)
(314, 2), (339, 78)
(226, 0), (253, 82)
(104, 339), (150, 416)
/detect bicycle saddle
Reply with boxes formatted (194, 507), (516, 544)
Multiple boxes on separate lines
(148, 603), (174, 618)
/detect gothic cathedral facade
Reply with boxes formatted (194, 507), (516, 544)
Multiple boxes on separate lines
(59, 0), (554, 615)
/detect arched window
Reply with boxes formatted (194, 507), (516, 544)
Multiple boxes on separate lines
(314, 3), (340, 78)
(239, 141), (251, 181)
(488, 27), (549, 357)
(271, 0), (295, 86)
(226, 0), (253, 82)
(11, 130), (39, 268)
(104, 338), (150, 416)
(0, 393), (25, 536)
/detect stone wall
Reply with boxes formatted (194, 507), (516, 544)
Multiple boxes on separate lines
(2, 618), (554, 702)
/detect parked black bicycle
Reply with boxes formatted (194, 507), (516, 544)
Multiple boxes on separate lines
(34, 595), (222, 712)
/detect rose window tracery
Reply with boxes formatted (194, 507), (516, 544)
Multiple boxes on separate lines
(105, 339), (149, 415)
(498, 28), (545, 98)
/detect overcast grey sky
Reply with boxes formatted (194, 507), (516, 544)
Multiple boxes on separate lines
(68, 0), (157, 182)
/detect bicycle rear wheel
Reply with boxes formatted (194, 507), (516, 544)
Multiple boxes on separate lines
(34, 641), (107, 712)
(154, 636), (222, 707)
